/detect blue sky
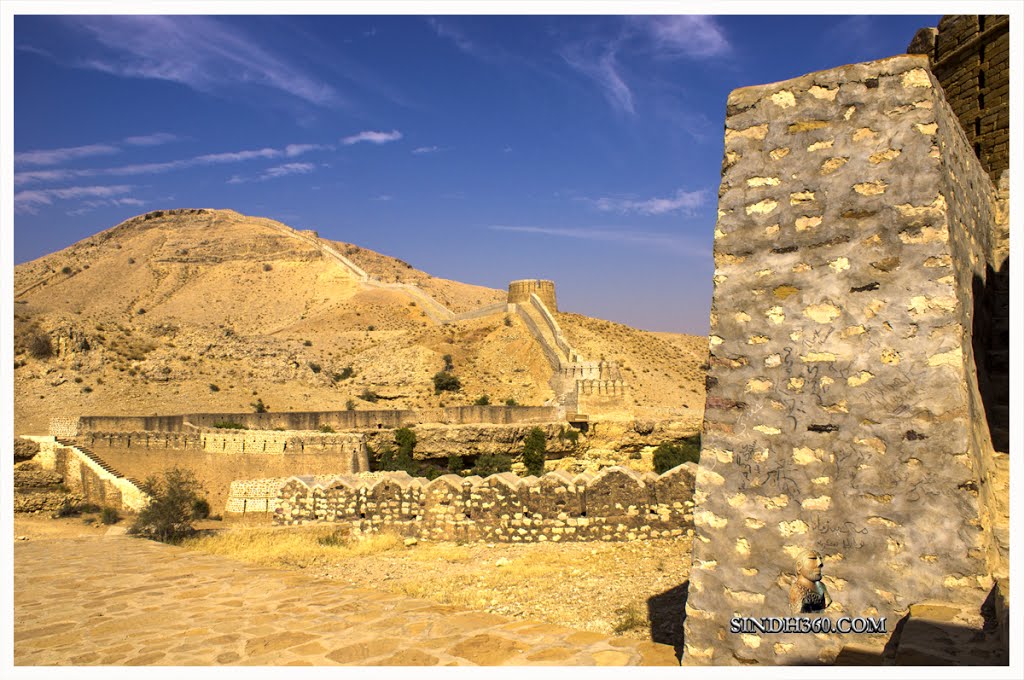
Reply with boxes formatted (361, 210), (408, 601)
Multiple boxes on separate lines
(12, 13), (940, 334)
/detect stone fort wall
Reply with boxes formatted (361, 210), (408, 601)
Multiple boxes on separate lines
(683, 54), (1001, 665)
(266, 464), (695, 543)
(908, 15), (1010, 181)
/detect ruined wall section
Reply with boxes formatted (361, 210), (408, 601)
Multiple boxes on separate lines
(262, 464), (695, 543)
(684, 55), (992, 665)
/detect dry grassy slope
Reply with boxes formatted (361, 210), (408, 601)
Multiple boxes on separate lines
(557, 313), (707, 418)
(13, 209), (704, 435)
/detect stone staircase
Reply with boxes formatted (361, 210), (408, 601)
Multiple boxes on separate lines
(55, 438), (145, 490)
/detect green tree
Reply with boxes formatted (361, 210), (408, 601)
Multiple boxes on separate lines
(652, 437), (701, 474)
(473, 454), (512, 476)
(474, 394), (490, 406)
(433, 371), (461, 394)
(129, 467), (208, 544)
(523, 427), (547, 476)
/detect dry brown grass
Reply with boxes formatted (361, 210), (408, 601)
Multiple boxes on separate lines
(181, 525), (403, 568)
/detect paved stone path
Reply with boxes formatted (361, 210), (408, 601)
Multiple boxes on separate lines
(14, 534), (679, 666)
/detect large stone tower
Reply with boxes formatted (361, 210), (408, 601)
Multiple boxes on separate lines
(507, 279), (558, 312)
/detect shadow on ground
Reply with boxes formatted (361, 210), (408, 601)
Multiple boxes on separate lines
(647, 579), (688, 661)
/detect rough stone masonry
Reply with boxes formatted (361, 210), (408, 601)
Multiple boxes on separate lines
(683, 54), (1000, 665)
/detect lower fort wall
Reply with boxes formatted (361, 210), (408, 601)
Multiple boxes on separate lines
(255, 464), (696, 542)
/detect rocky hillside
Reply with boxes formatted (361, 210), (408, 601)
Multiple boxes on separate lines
(14, 209), (706, 434)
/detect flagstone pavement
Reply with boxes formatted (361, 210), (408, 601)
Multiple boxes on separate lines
(14, 533), (679, 666)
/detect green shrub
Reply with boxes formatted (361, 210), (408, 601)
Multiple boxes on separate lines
(191, 498), (211, 520)
(433, 371), (461, 394)
(101, 507), (120, 525)
(26, 330), (53, 359)
(652, 436), (700, 474)
(447, 454), (464, 473)
(308, 361), (322, 374)
(303, 340), (312, 347)
(78, 503), (101, 514)
(557, 426), (580, 447)
(442, 353), (454, 371)
(251, 398), (269, 413)
(473, 454), (512, 476)
(212, 421), (246, 430)
(209, 383), (220, 392)
(54, 500), (82, 518)
(129, 467), (207, 544)
(317, 528), (349, 547)
(334, 366), (355, 382)
(345, 399), (356, 411)
(395, 427), (416, 458)
(505, 397), (518, 406)
(474, 394), (490, 406)
(319, 423), (336, 433)
(503, 315), (513, 327)
(523, 427), (546, 476)
(61, 266), (72, 275)
(359, 389), (379, 403)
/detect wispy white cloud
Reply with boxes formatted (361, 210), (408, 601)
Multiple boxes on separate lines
(65, 16), (342, 107)
(14, 184), (134, 214)
(635, 16), (732, 58)
(561, 16), (730, 116)
(16, 44), (55, 59)
(285, 143), (332, 157)
(412, 145), (441, 154)
(591, 188), (707, 216)
(14, 169), (75, 186)
(14, 142), (329, 186)
(429, 18), (489, 60)
(342, 130), (403, 145)
(371, 194), (394, 201)
(123, 132), (179, 146)
(67, 197), (147, 216)
(561, 45), (634, 115)
(227, 162), (316, 184)
(490, 224), (708, 256)
(15, 132), (180, 168)
(14, 143), (120, 167)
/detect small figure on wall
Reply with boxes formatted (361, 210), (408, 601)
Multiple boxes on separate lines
(788, 549), (833, 614)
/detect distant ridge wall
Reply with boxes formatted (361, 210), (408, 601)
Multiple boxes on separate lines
(260, 464), (696, 543)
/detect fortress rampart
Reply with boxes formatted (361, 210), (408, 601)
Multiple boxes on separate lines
(262, 464), (695, 543)
(683, 54), (1006, 665)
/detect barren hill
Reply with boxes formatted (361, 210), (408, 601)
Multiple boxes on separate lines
(13, 209), (706, 434)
